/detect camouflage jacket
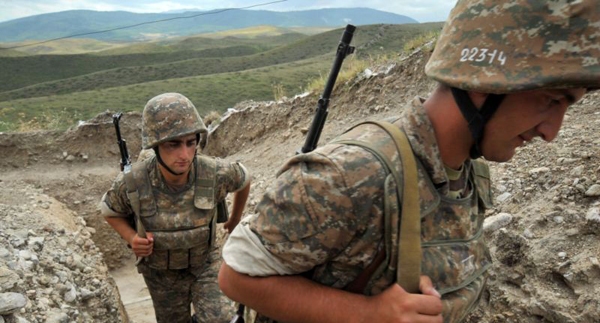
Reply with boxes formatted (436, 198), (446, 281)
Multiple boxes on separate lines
(101, 154), (249, 269)
(224, 97), (493, 322)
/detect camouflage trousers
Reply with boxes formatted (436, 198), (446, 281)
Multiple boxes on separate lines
(138, 246), (234, 323)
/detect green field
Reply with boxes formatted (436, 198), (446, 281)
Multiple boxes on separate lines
(0, 23), (442, 132)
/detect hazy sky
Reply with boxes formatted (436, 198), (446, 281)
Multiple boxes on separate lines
(0, 0), (457, 23)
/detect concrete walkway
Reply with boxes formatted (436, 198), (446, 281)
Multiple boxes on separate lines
(111, 260), (156, 323)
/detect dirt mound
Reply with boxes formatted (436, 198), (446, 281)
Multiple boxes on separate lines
(1, 40), (599, 323)
(0, 182), (127, 322)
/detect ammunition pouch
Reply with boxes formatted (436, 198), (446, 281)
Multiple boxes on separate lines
(145, 225), (211, 270)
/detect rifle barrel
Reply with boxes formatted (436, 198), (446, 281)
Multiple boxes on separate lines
(112, 112), (131, 171)
(299, 24), (356, 154)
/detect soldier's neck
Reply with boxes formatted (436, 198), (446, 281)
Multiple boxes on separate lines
(423, 87), (472, 169)
(159, 165), (190, 187)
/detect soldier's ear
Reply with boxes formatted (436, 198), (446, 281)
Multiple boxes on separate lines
(199, 133), (208, 150)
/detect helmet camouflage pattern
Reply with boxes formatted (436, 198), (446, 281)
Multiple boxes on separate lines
(141, 93), (207, 149)
(425, 0), (600, 93)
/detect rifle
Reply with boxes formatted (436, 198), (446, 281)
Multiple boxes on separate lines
(299, 24), (356, 154)
(228, 25), (358, 323)
(112, 112), (131, 172)
(112, 113), (147, 265)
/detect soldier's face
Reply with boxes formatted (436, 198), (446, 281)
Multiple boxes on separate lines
(480, 88), (586, 162)
(158, 134), (198, 173)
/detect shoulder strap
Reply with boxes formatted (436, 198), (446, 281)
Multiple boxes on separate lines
(194, 155), (217, 210)
(122, 162), (149, 266)
(471, 159), (493, 209)
(335, 120), (421, 294)
(123, 163), (147, 239)
(194, 155), (230, 223)
(369, 121), (421, 294)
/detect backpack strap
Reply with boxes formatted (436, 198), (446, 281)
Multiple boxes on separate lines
(334, 120), (421, 294)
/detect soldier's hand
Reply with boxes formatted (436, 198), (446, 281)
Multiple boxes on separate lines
(223, 217), (241, 234)
(131, 232), (154, 258)
(368, 275), (443, 322)
(419, 275), (442, 298)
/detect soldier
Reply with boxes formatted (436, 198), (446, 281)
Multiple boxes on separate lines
(218, 0), (600, 322)
(100, 93), (251, 323)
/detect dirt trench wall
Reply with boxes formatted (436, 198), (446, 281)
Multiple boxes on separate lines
(0, 184), (128, 322)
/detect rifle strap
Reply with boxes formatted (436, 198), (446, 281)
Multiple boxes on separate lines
(336, 120), (421, 294)
(370, 121), (421, 294)
(123, 165), (147, 239)
(124, 163), (149, 266)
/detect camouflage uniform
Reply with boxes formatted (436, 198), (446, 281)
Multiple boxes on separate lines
(101, 93), (250, 323)
(224, 0), (600, 322)
(223, 98), (493, 323)
(103, 154), (249, 323)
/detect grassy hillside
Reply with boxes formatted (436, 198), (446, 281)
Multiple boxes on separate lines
(0, 56), (333, 132)
(0, 22), (443, 133)
(96, 28), (308, 55)
(0, 45), (277, 98)
(0, 23), (441, 99)
(0, 47), (28, 57)
(0, 38), (128, 55)
(197, 25), (325, 39)
(0, 33), (308, 93)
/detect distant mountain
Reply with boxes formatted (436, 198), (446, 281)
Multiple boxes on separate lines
(0, 8), (418, 43)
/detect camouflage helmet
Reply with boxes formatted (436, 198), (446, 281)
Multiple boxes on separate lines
(425, 0), (600, 93)
(141, 93), (207, 149)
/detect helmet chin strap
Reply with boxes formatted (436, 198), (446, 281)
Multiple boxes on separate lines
(450, 88), (506, 159)
(152, 134), (201, 176)
(153, 146), (197, 176)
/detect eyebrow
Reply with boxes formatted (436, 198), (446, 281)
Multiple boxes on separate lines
(554, 89), (578, 104)
(168, 138), (197, 144)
